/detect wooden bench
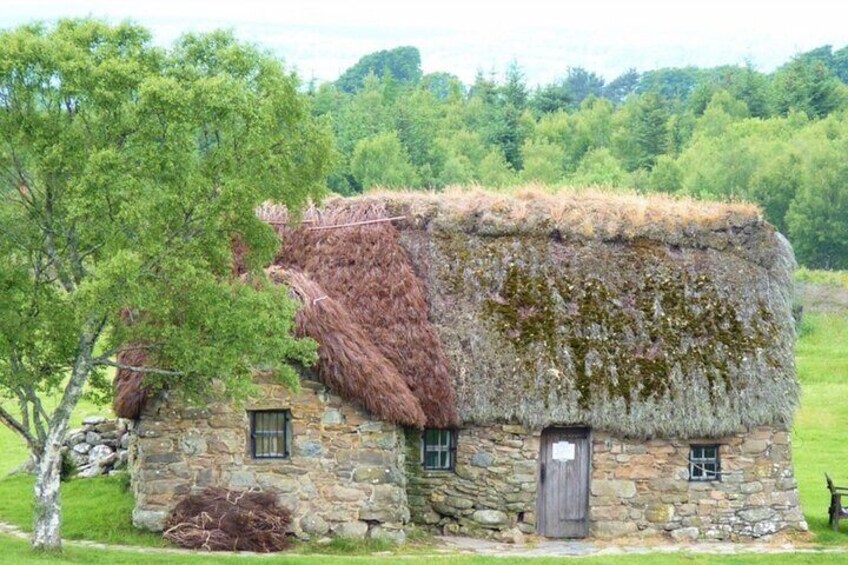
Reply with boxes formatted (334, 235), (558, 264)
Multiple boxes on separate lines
(826, 473), (848, 531)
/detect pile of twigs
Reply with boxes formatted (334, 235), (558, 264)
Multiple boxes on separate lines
(163, 487), (292, 552)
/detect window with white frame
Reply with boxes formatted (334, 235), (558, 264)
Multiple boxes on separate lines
(422, 428), (456, 471)
(689, 444), (720, 481)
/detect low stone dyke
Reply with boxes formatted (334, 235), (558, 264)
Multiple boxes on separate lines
(63, 416), (130, 478)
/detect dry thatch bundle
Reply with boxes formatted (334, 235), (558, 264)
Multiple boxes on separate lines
(113, 348), (150, 420)
(273, 203), (458, 428)
(163, 487), (292, 552)
(268, 267), (426, 427)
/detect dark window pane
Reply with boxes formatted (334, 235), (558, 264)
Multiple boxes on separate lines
(250, 410), (290, 459)
(424, 450), (439, 468)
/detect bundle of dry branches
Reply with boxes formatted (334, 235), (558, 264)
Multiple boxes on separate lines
(163, 487), (293, 552)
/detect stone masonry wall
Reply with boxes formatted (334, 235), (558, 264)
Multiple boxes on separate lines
(406, 425), (540, 541)
(130, 376), (408, 542)
(407, 424), (806, 541)
(65, 416), (130, 478)
(591, 425), (807, 540)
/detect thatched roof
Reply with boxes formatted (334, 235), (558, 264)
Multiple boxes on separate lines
(262, 187), (797, 438)
(118, 187), (798, 438)
(270, 202), (458, 428)
(267, 267), (427, 428)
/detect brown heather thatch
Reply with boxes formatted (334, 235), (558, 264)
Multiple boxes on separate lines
(267, 267), (426, 427)
(272, 203), (458, 428)
(163, 487), (292, 552)
(113, 348), (150, 420)
(262, 188), (798, 439)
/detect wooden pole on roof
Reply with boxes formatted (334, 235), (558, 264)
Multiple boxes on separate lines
(306, 216), (406, 231)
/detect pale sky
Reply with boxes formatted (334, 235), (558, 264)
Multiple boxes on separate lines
(2, 1), (847, 86)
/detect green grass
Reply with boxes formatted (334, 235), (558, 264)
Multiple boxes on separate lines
(796, 268), (848, 289)
(794, 312), (848, 544)
(0, 474), (164, 547)
(0, 533), (845, 565)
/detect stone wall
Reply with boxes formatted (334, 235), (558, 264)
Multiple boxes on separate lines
(406, 425), (540, 541)
(406, 424), (806, 541)
(130, 376), (408, 542)
(65, 416), (130, 477)
(590, 426), (807, 540)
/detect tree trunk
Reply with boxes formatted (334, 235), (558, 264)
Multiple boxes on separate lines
(31, 438), (63, 551)
(31, 328), (97, 552)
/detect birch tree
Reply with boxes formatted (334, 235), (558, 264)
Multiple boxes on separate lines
(0, 20), (331, 552)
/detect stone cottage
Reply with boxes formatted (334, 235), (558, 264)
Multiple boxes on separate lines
(118, 190), (806, 542)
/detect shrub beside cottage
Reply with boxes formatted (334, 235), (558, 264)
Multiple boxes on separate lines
(118, 190), (806, 541)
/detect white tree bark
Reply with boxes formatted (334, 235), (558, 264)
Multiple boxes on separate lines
(31, 330), (96, 552)
(31, 433), (63, 550)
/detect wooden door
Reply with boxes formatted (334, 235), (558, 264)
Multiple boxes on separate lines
(536, 427), (590, 538)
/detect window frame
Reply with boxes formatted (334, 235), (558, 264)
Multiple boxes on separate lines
(688, 443), (721, 482)
(249, 409), (291, 460)
(421, 428), (457, 471)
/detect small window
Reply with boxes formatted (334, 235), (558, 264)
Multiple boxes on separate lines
(422, 428), (456, 471)
(689, 444), (720, 481)
(250, 410), (291, 459)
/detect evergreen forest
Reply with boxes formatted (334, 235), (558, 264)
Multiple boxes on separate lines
(309, 45), (848, 269)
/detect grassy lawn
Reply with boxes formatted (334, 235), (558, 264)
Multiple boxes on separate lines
(0, 474), (164, 547)
(0, 533), (843, 565)
(0, 290), (847, 562)
(793, 312), (848, 544)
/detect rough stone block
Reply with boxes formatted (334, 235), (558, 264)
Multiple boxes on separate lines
(83, 415), (107, 426)
(369, 525), (406, 544)
(353, 466), (398, 484)
(471, 452), (495, 468)
(322, 408), (345, 426)
(179, 434), (207, 455)
(132, 508), (167, 532)
(471, 510), (509, 527)
(496, 526), (525, 544)
(229, 470), (258, 488)
(72, 443), (91, 455)
(740, 481), (763, 494)
(334, 521), (368, 539)
(89, 445), (115, 466)
(591, 480), (637, 499)
(645, 504), (674, 524)
(738, 507), (775, 523)
(592, 520), (638, 537)
(300, 514), (330, 536)
(671, 526), (700, 541)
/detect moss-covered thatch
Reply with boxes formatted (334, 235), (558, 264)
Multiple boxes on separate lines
(264, 188), (797, 439)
